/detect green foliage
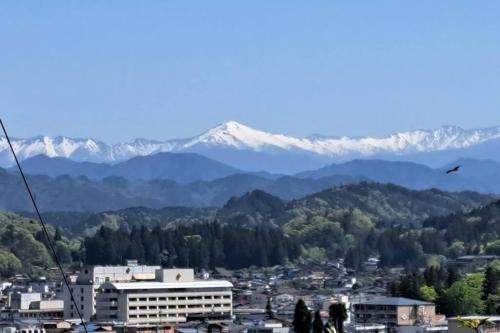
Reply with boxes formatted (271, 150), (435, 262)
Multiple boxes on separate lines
(419, 285), (438, 302)
(0, 212), (58, 277)
(449, 241), (466, 258)
(85, 223), (301, 269)
(301, 247), (327, 263)
(0, 249), (22, 276)
(485, 241), (500, 256)
(391, 271), (425, 299)
(443, 274), (485, 316)
(483, 261), (500, 314)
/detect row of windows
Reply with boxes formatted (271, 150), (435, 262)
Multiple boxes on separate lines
(355, 305), (398, 311)
(356, 314), (398, 319)
(17, 312), (63, 318)
(129, 303), (230, 311)
(129, 295), (230, 302)
(129, 313), (187, 319)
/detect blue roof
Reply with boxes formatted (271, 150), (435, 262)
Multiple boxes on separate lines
(359, 297), (433, 306)
(73, 324), (99, 332)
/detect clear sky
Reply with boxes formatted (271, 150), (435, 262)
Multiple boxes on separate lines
(1, 1), (500, 142)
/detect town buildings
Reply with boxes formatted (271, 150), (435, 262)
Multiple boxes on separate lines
(94, 269), (233, 326)
(353, 297), (447, 333)
(63, 261), (160, 321)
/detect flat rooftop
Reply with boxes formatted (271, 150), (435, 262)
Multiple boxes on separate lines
(107, 280), (233, 290)
(355, 297), (433, 306)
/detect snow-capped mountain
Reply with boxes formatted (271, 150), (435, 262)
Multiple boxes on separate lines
(2, 121), (500, 173)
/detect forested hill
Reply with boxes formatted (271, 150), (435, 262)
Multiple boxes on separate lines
(79, 183), (500, 270)
(25, 182), (496, 236)
(5, 182), (500, 274)
(0, 212), (76, 277)
(423, 199), (500, 256)
(287, 182), (495, 226)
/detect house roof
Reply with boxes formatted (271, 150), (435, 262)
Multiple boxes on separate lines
(357, 297), (433, 306)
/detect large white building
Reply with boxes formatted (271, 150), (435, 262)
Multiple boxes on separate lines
(63, 262), (160, 322)
(95, 268), (233, 326)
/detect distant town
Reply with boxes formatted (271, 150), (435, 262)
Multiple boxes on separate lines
(1, 255), (499, 333)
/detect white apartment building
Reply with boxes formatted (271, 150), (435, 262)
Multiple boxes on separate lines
(63, 262), (160, 322)
(95, 268), (233, 326)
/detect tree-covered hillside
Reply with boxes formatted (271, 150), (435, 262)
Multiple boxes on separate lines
(0, 212), (78, 277)
(6, 182), (500, 276)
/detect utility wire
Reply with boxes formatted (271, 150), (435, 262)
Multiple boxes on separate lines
(0, 119), (88, 333)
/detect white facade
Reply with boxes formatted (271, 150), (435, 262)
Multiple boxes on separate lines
(63, 264), (160, 322)
(9, 293), (42, 310)
(95, 268), (233, 326)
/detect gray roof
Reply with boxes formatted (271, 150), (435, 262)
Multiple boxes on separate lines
(357, 297), (433, 306)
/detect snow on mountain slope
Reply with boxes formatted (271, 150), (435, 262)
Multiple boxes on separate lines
(2, 121), (500, 167)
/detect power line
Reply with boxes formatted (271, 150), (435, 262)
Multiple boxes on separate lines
(0, 119), (88, 333)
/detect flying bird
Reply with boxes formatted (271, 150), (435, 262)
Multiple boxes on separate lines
(446, 165), (460, 174)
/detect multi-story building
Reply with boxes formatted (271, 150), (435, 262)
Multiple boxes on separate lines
(95, 268), (233, 326)
(1, 292), (63, 321)
(63, 262), (160, 322)
(353, 297), (446, 333)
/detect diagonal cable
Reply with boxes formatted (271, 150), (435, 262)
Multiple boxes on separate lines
(0, 119), (88, 333)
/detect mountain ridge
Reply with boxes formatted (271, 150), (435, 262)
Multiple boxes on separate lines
(4, 121), (500, 172)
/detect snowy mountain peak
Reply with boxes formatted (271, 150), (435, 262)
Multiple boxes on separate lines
(189, 121), (280, 149)
(2, 122), (500, 170)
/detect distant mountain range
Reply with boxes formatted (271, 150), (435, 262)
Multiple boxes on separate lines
(3, 156), (500, 212)
(296, 158), (500, 193)
(1, 167), (360, 212)
(15, 153), (241, 183)
(10, 153), (500, 195)
(4, 121), (500, 172)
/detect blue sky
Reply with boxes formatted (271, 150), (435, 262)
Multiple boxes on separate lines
(1, 1), (500, 142)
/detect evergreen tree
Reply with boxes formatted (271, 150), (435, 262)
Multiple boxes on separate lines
(483, 261), (500, 297)
(266, 298), (274, 319)
(54, 227), (62, 242)
(293, 299), (311, 333)
(329, 303), (347, 333)
(312, 310), (324, 333)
